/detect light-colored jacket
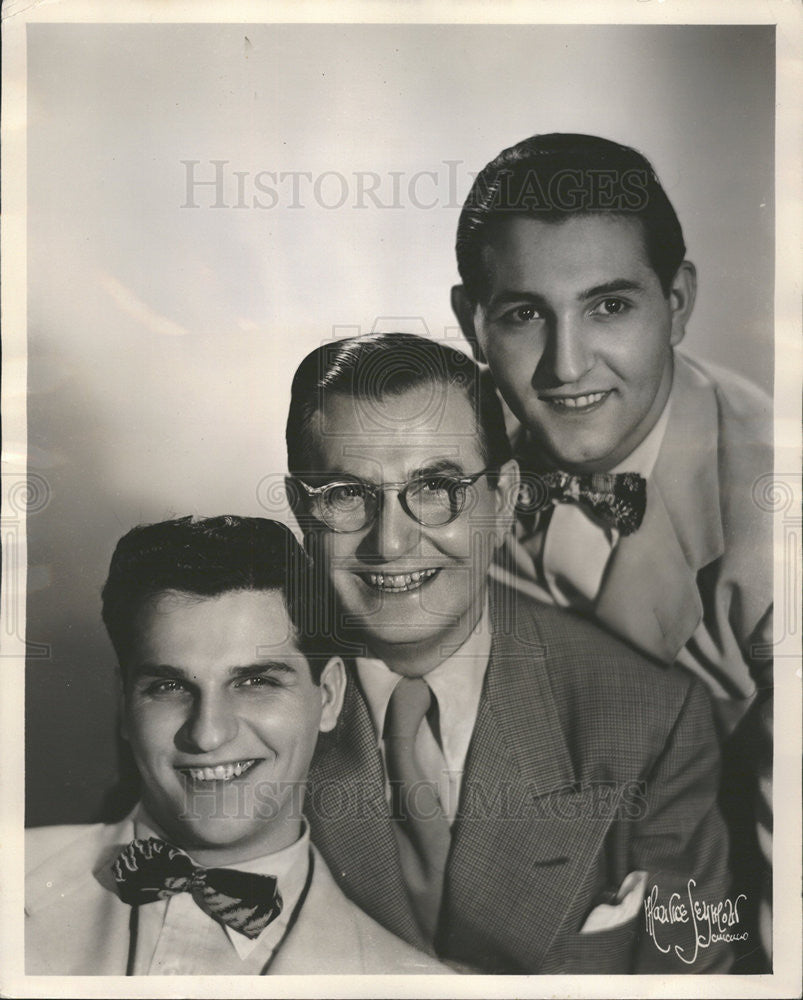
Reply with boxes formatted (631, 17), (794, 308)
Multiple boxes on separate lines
(504, 352), (773, 732)
(25, 817), (452, 975)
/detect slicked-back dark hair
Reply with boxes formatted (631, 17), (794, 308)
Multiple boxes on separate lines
(456, 132), (686, 307)
(101, 515), (335, 681)
(285, 332), (512, 479)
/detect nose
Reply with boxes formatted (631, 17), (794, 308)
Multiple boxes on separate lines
(180, 691), (239, 754)
(367, 488), (420, 562)
(547, 313), (593, 385)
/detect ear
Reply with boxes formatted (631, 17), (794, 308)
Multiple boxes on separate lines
(286, 475), (318, 551)
(451, 284), (486, 363)
(492, 458), (520, 543)
(285, 475), (303, 515)
(668, 261), (697, 347)
(317, 656), (346, 733)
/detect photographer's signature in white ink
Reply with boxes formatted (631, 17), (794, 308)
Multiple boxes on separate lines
(643, 879), (748, 964)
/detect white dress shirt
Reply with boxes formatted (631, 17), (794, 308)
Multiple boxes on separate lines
(355, 601), (492, 823)
(129, 808), (311, 975)
(540, 392), (672, 610)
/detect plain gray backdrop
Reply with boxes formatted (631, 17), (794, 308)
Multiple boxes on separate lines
(25, 23), (774, 825)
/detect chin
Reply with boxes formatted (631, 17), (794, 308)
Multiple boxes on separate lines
(195, 825), (251, 847)
(543, 438), (616, 472)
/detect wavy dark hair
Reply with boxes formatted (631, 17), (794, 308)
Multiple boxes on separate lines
(101, 515), (336, 681)
(285, 331), (512, 479)
(456, 132), (686, 308)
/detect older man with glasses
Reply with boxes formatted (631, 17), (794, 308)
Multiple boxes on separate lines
(284, 332), (734, 975)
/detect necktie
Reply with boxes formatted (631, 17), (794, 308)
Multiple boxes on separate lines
(384, 677), (451, 940)
(111, 838), (283, 939)
(519, 470), (647, 535)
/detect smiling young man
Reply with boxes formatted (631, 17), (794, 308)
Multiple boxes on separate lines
(451, 133), (773, 968)
(285, 332), (734, 974)
(25, 515), (450, 976)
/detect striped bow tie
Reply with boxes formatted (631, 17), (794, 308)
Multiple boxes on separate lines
(518, 470), (647, 536)
(111, 838), (283, 939)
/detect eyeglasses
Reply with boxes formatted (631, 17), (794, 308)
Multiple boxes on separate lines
(293, 469), (495, 533)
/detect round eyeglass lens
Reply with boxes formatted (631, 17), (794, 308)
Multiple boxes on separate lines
(406, 478), (465, 526)
(320, 483), (370, 530)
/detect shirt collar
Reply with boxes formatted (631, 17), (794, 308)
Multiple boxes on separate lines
(133, 806), (311, 958)
(355, 598), (491, 775)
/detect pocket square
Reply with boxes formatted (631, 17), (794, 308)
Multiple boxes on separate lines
(580, 870), (648, 934)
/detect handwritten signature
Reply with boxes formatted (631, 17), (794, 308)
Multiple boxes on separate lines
(643, 879), (747, 964)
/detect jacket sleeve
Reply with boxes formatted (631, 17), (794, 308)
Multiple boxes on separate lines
(629, 678), (735, 973)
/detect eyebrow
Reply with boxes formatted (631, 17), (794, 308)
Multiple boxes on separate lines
(409, 460), (466, 478)
(304, 458), (467, 485)
(235, 661), (296, 676)
(576, 278), (645, 300)
(130, 663), (186, 682)
(486, 279), (645, 311)
(130, 661), (297, 682)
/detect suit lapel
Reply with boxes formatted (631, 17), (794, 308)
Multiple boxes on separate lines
(595, 355), (723, 663)
(439, 588), (620, 972)
(26, 820), (134, 974)
(306, 671), (424, 948)
(269, 848), (362, 974)
(595, 485), (703, 662)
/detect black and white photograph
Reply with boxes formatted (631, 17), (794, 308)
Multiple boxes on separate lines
(1, 1), (800, 996)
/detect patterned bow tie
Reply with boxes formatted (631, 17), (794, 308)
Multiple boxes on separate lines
(111, 838), (283, 939)
(518, 470), (647, 535)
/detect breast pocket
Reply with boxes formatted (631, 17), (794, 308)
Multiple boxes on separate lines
(540, 911), (641, 974)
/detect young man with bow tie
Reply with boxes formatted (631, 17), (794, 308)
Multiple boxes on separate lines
(25, 515), (450, 976)
(450, 133), (773, 969)
(286, 332), (734, 974)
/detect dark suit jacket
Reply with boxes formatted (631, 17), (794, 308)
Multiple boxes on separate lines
(500, 352), (773, 969)
(306, 583), (734, 974)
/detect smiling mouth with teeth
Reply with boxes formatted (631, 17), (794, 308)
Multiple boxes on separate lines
(178, 759), (259, 782)
(360, 568), (440, 593)
(543, 390), (610, 411)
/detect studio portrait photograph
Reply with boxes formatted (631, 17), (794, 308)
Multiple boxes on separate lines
(1, 1), (800, 998)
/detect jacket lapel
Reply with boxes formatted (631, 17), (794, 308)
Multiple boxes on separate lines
(269, 847), (363, 974)
(439, 587), (621, 973)
(26, 819), (134, 975)
(594, 485), (703, 662)
(306, 672), (424, 948)
(595, 354), (724, 663)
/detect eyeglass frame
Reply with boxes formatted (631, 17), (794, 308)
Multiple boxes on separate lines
(290, 468), (498, 533)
